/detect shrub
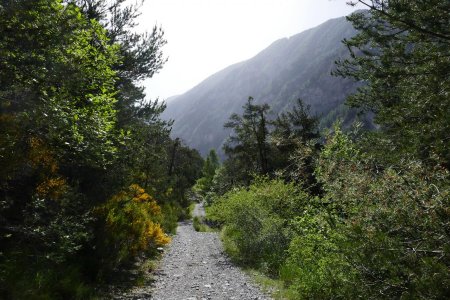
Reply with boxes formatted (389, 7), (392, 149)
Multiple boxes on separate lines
(192, 216), (210, 232)
(97, 184), (170, 267)
(160, 202), (184, 234)
(209, 177), (309, 274)
(281, 214), (358, 299)
(314, 125), (450, 299)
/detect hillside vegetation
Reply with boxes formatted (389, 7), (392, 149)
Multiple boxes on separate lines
(196, 1), (450, 299)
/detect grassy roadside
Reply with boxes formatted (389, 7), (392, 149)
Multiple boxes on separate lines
(245, 269), (296, 300)
(192, 216), (217, 232)
(96, 251), (163, 298)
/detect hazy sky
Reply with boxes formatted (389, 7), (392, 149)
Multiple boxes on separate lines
(138, 0), (360, 100)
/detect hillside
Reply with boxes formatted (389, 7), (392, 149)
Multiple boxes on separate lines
(162, 15), (359, 157)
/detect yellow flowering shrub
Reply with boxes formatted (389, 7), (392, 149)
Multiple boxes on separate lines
(99, 184), (170, 264)
(28, 137), (69, 200)
(29, 137), (58, 173)
(35, 176), (68, 200)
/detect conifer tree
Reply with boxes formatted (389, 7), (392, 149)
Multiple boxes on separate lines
(224, 97), (271, 178)
(336, 0), (450, 168)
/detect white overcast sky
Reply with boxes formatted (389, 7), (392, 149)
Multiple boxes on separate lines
(138, 0), (360, 100)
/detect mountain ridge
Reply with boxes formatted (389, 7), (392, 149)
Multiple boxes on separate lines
(162, 14), (360, 157)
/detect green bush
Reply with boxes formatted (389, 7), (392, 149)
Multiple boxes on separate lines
(160, 202), (186, 234)
(314, 125), (450, 299)
(192, 216), (212, 232)
(281, 220), (358, 299)
(209, 177), (309, 274)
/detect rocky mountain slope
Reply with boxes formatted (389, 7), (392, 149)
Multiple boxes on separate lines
(162, 14), (359, 157)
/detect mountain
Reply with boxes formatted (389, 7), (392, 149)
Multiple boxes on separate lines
(162, 14), (359, 158)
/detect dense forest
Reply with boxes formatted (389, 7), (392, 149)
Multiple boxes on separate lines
(0, 0), (203, 298)
(1, 0), (449, 299)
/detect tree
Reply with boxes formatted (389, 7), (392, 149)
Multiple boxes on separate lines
(166, 142), (203, 207)
(335, 1), (450, 168)
(193, 149), (220, 198)
(270, 99), (321, 193)
(272, 99), (320, 146)
(0, 0), (120, 237)
(224, 97), (271, 180)
(315, 124), (450, 299)
(327, 2), (450, 296)
(0, 1), (123, 297)
(203, 149), (220, 179)
(66, 0), (167, 129)
(0, 1), (194, 297)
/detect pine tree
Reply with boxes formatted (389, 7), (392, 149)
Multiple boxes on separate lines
(335, 0), (450, 168)
(224, 97), (271, 177)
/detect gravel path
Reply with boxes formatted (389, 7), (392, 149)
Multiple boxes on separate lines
(112, 203), (270, 300)
(150, 203), (270, 300)
(192, 202), (206, 218)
